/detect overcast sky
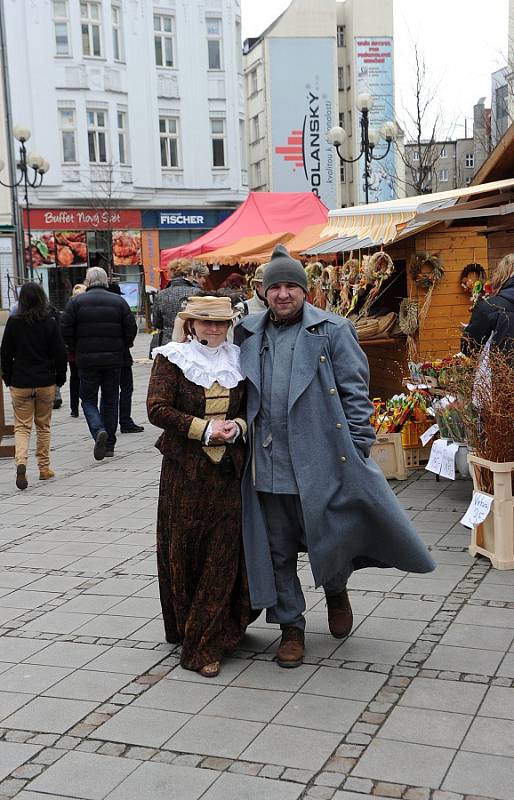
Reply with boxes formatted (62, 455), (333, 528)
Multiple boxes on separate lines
(241, 0), (509, 138)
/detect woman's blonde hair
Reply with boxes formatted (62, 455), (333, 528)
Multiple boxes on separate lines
(72, 283), (86, 296)
(491, 253), (514, 294)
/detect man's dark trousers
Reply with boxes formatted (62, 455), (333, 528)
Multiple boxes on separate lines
(79, 367), (121, 451)
(119, 364), (134, 430)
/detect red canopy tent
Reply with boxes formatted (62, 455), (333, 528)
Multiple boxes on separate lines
(160, 192), (328, 269)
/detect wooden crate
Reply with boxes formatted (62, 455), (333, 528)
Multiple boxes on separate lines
(468, 454), (514, 570)
(371, 433), (408, 481)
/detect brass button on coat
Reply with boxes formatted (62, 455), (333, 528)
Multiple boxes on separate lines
(336, 423), (342, 429)
(340, 456), (347, 463)
(320, 356), (327, 363)
(329, 388), (336, 395)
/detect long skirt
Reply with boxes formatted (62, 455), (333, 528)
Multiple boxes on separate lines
(156, 455), (251, 670)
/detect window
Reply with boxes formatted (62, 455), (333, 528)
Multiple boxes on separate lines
(412, 150), (420, 161)
(112, 5), (123, 61)
(159, 116), (180, 168)
(251, 115), (260, 142)
(340, 163), (345, 182)
(347, 109), (352, 136)
(211, 118), (225, 167)
(206, 17), (222, 70)
(249, 68), (258, 95)
(465, 152), (474, 168)
(254, 160), (263, 185)
(346, 64), (351, 88)
(59, 108), (77, 162)
(81, 1), (102, 57)
(87, 109), (108, 163)
(440, 146), (448, 158)
(154, 14), (175, 68)
(53, 1), (70, 55)
(439, 168), (449, 182)
(337, 25), (346, 47)
(338, 67), (344, 91)
(496, 84), (508, 119)
(339, 111), (345, 129)
(117, 111), (128, 164)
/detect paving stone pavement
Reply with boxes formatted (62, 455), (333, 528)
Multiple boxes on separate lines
(0, 332), (513, 800)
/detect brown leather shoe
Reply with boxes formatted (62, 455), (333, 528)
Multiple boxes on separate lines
(276, 626), (305, 668)
(326, 588), (353, 638)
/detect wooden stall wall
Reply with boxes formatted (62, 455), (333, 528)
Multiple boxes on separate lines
(487, 230), (514, 272)
(411, 226), (488, 358)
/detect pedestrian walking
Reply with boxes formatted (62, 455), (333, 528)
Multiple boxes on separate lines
(107, 282), (144, 433)
(60, 267), (137, 461)
(152, 262), (209, 346)
(235, 245), (435, 668)
(147, 294), (251, 677)
(462, 253), (514, 354)
(68, 283), (86, 418)
(0, 282), (67, 490)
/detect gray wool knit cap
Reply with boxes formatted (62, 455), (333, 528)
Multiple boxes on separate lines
(262, 244), (308, 294)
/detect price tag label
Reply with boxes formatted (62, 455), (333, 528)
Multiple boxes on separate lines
(425, 438), (446, 475)
(439, 442), (460, 480)
(420, 424), (439, 447)
(461, 492), (494, 529)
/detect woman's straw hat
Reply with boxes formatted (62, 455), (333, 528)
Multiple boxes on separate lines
(178, 295), (238, 321)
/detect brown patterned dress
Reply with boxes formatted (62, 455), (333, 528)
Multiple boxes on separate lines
(147, 354), (251, 670)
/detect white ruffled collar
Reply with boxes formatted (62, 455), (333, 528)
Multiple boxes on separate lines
(152, 338), (243, 389)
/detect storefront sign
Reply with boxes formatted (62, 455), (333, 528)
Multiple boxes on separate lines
(354, 36), (395, 203)
(142, 209), (233, 229)
(141, 230), (160, 289)
(269, 37), (337, 209)
(23, 208), (142, 230)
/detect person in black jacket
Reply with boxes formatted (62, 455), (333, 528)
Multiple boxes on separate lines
(463, 254), (514, 355)
(60, 267), (137, 460)
(1, 282), (67, 490)
(107, 281), (144, 433)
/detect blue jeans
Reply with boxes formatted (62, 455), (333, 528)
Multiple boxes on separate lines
(78, 367), (120, 451)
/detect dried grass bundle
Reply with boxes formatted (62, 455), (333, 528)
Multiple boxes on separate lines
(444, 345), (514, 464)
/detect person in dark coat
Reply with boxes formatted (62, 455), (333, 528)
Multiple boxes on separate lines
(60, 267), (137, 460)
(1, 282), (67, 490)
(147, 294), (251, 678)
(235, 245), (435, 669)
(152, 262), (209, 346)
(107, 282), (144, 433)
(462, 253), (514, 354)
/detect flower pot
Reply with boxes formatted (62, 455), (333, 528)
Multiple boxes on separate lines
(467, 454), (514, 570)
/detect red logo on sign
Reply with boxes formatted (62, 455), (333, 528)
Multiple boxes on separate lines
(275, 128), (304, 171)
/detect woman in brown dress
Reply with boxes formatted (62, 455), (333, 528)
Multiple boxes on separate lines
(147, 295), (251, 677)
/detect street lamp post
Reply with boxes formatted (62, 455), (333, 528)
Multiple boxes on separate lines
(0, 125), (49, 279)
(327, 93), (396, 205)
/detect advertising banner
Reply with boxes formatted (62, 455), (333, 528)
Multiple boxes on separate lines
(354, 36), (395, 203)
(55, 232), (88, 267)
(25, 231), (56, 269)
(24, 208), (141, 230)
(112, 230), (142, 267)
(269, 37), (337, 209)
(141, 230), (160, 289)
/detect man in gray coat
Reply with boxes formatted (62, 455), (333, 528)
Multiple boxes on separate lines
(152, 263), (208, 345)
(235, 245), (435, 668)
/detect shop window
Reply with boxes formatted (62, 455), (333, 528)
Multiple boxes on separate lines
(81, 1), (102, 57)
(59, 108), (78, 163)
(87, 109), (109, 163)
(154, 13), (175, 68)
(159, 116), (180, 168)
(211, 118), (226, 167)
(206, 17), (222, 70)
(54, 0), (70, 56)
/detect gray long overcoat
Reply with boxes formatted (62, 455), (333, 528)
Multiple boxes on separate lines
(236, 303), (436, 610)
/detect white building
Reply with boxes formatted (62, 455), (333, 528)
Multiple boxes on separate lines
(243, 0), (396, 209)
(2, 0), (247, 300)
(0, 3), (16, 317)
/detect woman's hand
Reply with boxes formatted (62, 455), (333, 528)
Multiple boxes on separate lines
(208, 419), (239, 443)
